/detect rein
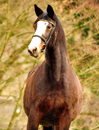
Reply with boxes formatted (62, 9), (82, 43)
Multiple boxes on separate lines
(33, 20), (56, 50)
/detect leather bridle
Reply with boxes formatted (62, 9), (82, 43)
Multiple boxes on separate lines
(32, 20), (56, 51)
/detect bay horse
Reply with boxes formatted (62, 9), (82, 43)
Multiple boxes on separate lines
(23, 4), (82, 130)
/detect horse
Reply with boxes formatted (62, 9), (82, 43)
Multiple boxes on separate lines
(23, 4), (82, 130)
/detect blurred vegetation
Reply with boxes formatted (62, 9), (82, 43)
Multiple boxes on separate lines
(0, 0), (99, 130)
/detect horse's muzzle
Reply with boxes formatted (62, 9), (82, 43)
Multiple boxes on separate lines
(28, 48), (38, 58)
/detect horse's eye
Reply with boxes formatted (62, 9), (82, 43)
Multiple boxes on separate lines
(47, 25), (51, 30)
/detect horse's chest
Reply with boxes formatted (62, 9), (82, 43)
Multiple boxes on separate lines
(39, 91), (66, 108)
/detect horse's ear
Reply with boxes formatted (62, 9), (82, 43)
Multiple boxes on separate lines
(47, 5), (55, 20)
(34, 4), (43, 17)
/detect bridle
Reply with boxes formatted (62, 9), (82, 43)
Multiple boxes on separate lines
(32, 20), (56, 51)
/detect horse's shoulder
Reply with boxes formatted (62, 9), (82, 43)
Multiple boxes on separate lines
(27, 63), (42, 81)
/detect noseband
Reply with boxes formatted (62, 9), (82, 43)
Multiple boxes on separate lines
(33, 20), (56, 49)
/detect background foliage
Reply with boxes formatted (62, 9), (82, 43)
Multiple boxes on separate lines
(0, 0), (99, 129)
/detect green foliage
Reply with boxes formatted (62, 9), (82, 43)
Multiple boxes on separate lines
(0, 0), (99, 130)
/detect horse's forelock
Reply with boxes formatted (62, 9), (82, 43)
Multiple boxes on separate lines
(33, 12), (57, 27)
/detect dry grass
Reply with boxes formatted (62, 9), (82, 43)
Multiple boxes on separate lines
(0, 0), (99, 129)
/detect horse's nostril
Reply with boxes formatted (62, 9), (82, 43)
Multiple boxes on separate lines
(33, 48), (37, 53)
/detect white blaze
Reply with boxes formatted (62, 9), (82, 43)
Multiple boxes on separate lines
(28, 21), (49, 52)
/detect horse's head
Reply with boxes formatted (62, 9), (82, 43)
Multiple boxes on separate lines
(28, 4), (56, 58)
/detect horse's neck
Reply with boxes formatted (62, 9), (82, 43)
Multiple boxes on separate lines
(45, 39), (67, 82)
(45, 19), (67, 83)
